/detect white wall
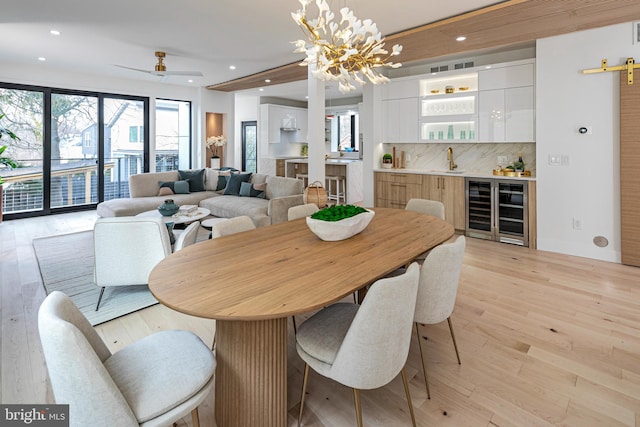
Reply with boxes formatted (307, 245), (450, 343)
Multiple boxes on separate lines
(536, 22), (640, 262)
(0, 63), (233, 168)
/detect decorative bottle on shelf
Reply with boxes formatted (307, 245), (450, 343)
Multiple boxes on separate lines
(514, 152), (524, 171)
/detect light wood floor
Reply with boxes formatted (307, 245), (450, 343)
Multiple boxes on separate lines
(2, 211), (640, 426)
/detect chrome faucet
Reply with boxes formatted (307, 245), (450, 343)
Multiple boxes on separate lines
(447, 147), (458, 171)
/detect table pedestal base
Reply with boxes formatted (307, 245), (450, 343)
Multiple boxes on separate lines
(215, 318), (288, 427)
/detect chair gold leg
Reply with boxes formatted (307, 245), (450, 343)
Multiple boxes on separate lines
(298, 364), (310, 426)
(191, 407), (200, 427)
(353, 388), (363, 427)
(447, 317), (461, 365)
(401, 368), (417, 427)
(415, 322), (431, 399)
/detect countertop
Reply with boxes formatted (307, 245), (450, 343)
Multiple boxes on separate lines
(374, 167), (536, 181)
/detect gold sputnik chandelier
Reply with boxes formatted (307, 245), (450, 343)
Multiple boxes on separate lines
(291, 0), (402, 94)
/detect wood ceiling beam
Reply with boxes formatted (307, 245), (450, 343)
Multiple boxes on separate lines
(207, 0), (640, 92)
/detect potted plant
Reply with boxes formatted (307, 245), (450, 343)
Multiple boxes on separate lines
(306, 204), (375, 241)
(382, 153), (393, 169)
(206, 135), (227, 169)
(0, 114), (20, 222)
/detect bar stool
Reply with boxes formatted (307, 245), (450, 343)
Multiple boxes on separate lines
(326, 175), (346, 205)
(296, 173), (309, 188)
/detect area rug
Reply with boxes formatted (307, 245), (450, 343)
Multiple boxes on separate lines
(33, 230), (158, 326)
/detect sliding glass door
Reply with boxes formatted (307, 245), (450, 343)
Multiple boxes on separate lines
(0, 83), (150, 219)
(50, 93), (99, 209)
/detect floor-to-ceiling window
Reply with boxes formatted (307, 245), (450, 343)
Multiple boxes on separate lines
(242, 121), (257, 173)
(156, 99), (191, 171)
(0, 83), (150, 219)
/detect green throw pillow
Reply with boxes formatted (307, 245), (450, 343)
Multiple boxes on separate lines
(216, 175), (228, 191)
(239, 181), (264, 197)
(224, 173), (252, 196)
(178, 169), (206, 192)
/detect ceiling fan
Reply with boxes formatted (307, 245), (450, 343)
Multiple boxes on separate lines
(118, 51), (203, 78)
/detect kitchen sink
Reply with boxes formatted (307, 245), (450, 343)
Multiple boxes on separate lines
(430, 170), (466, 174)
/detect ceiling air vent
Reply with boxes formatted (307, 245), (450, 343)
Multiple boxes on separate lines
(634, 22), (640, 44)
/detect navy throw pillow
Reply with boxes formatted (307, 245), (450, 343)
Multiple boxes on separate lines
(178, 169), (206, 192)
(223, 173), (252, 196)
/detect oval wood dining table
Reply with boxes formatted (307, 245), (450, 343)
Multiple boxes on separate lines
(148, 207), (454, 427)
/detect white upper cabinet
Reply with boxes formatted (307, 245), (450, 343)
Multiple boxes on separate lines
(478, 61), (535, 142)
(381, 78), (419, 100)
(478, 63), (534, 90)
(259, 104), (308, 144)
(381, 98), (419, 143)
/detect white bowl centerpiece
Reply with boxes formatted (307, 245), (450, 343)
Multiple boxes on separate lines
(306, 205), (375, 241)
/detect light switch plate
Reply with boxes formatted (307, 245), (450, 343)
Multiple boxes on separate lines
(548, 154), (561, 166)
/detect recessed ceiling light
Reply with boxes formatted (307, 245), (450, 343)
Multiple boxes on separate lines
(187, 79), (194, 83)
(38, 57), (46, 61)
(259, 88), (264, 91)
(305, 96), (309, 99)
(456, 36), (466, 42)
(265, 79), (271, 83)
(431, 72), (437, 75)
(50, 30), (60, 36)
(485, 65), (492, 69)
(229, 65), (236, 70)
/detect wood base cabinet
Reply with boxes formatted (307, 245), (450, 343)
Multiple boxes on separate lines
(375, 172), (423, 209)
(374, 172), (465, 231)
(423, 175), (465, 230)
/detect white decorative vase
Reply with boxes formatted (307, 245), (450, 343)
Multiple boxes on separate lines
(306, 209), (375, 241)
(210, 157), (221, 169)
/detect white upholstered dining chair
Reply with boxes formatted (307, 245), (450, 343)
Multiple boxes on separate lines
(93, 217), (172, 311)
(38, 291), (216, 427)
(295, 263), (421, 427)
(405, 198), (446, 264)
(287, 203), (319, 221)
(209, 215), (256, 238)
(173, 221), (200, 252)
(414, 235), (466, 399)
(406, 198), (445, 220)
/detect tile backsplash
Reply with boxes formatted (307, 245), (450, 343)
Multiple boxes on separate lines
(382, 143), (536, 175)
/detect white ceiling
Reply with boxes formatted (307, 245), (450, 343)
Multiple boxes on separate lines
(1, 0), (501, 95)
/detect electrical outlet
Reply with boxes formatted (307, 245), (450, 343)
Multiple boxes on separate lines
(497, 155), (508, 165)
(573, 218), (582, 230)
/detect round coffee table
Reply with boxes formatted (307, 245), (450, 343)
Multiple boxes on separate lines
(137, 207), (211, 225)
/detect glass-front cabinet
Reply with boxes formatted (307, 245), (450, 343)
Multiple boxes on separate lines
(419, 73), (478, 142)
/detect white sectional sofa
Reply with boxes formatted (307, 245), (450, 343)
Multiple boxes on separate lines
(96, 169), (304, 227)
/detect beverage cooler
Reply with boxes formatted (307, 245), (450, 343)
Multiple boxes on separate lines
(465, 178), (529, 246)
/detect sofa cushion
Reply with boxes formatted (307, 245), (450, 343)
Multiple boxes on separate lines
(97, 192), (219, 217)
(265, 175), (304, 200)
(178, 169), (206, 192)
(130, 171), (179, 198)
(223, 173), (252, 196)
(199, 195), (269, 226)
